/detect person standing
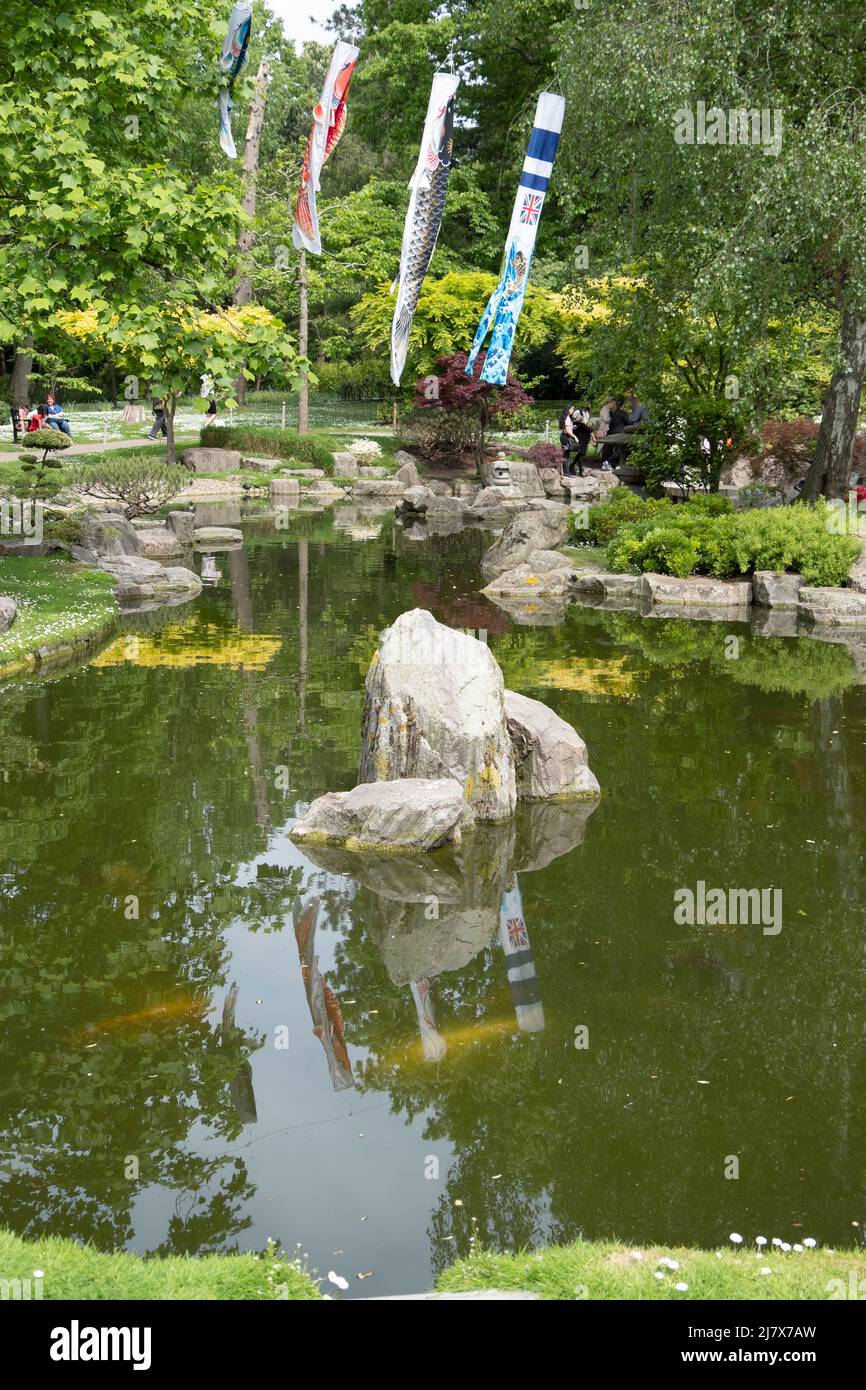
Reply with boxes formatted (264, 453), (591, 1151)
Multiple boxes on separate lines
(601, 397), (630, 466)
(571, 406), (592, 475)
(559, 404), (577, 475)
(148, 397), (168, 439)
(627, 392), (650, 426)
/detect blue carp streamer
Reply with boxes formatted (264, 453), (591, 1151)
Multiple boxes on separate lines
(218, 1), (253, 159)
(466, 93), (565, 386)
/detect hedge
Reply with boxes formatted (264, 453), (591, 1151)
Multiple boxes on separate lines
(200, 425), (333, 472)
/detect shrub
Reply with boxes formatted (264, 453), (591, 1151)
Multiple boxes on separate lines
(527, 442), (562, 470)
(629, 396), (756, 495)
(401, 408), (478, 459)
(571, 487), (672, 545)
(67, 458), (188, 517)
(200, 425), (333, 473)
(349, 437), (383, 463)
(15, 428), (71, 499)
(42, 514), (84, 546)
(606, 501), (860, 586)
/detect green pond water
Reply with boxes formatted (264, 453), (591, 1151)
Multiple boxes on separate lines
(1, 508), (865, 1296)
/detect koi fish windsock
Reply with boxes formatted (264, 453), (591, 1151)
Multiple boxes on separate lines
(218, 1), (253, 159)
(466, 92), (565, 386)
(390, 71), (459, 386)
(292, 40), (360, 256)
(499, 876), (545, 1034)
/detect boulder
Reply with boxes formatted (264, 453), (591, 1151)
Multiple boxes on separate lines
(352, 478), (406, 500)
(135, 527), (184, 560)
(540, 467), (566, 498)
(393, 450), (420, 471)
(505, 690), (600, 802)
(561, 471), (620, 505)
(397, 485), (435, 514)
(332, 451), (358, 478)
(798, 587), (866, 627)
(181, 447), (243, 473)
(481, 508), (570, 581)
(394, 458), (421, 488)
(636, 572), (752, 607)
(270, 477), (301, 498)
(502, 460), (545, 498)
(481, 553), (578, 600)
(425, 494), (468, 520)
(79, 511), (141, 557)
(359, 465), (388, 478)
(573, 572), (639, 600)
(194, 526), (243, 544)
(290, 777), (469, 852)
(97, 555), (201, 603)
(166, 511), (195, 545)
(0, 596), (17, 633)
(359, 607), (517, 822)
(752, 571), (804, 609)
(849, 546), (866, 594)
(241, 455), (282, 472)
(307, 479), (345, 497)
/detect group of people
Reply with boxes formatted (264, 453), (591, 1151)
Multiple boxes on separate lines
(558, 393), (649, 475)
(15, 394), (73, 438)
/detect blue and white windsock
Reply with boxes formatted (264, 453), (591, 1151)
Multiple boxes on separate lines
(466, 92), (565, 386)
(218, 1), (253, 159)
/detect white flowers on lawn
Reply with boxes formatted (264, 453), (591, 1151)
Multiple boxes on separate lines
(729, 1232), (743, 1245)
(349, 437), (383, 463)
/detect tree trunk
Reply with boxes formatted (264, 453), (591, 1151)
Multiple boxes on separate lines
(233, 60), (270, 408)
(165, 394), (177, 466)
(803, 310), (866, 500)
(298, 251), (309, 434)
(10, 340), (33, 408)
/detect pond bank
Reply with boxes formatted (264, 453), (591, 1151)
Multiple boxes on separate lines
(439, 1239), (866, 1301)
(3, 1227), (858, 1300)
(0, 558), (118, 679)
(0, 1229), (319, 1301)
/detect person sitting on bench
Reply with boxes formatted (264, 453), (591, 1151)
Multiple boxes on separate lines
(43, 394), (73, 437)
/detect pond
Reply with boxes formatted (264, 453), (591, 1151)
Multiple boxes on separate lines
(1, 509), (865, 1297)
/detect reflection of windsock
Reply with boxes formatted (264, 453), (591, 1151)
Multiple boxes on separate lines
(498, 876), (545, 1033)
(295, 897), (354, 1091)
(410, 979), (447, 1062)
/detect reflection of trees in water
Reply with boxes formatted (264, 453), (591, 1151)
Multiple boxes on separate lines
(323, 639), (866, 1259)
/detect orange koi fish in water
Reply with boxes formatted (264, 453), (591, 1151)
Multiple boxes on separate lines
(70, 996), (206, 1044)
(292, 41), (359, 255)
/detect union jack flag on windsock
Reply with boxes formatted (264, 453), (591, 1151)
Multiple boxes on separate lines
(466, 92), (565, 385)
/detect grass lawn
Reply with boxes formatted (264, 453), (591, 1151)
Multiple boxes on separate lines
(438, 1239), (866, 1300)
(0, 557), (117, 676)
(0, 1230), (320, 1301)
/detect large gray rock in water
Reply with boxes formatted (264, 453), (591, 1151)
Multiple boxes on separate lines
(98, 556), (201, 603)
(798, 586), (866, 627)
(135, 527), (184, 560)
(79, 511), (141, 557)
(290, 777), (469, 852)
(270, 477), (301, 498)
(360, 608), (517, 822)
(181, 447), (242, 473)
(561, 471), (620, 505)
(505, 690), (600, 801)
(752, 570), (804, 609)
(194, 526), (243, 544)
(166, 510), (195, 545)
(0, 596), (17, 632)
(636, 572), (752, 607)
(398, 485), (435, 514)
(481, 508), (569, 580)
(352, 478), (406, 499)
(481, 552), (578, 600)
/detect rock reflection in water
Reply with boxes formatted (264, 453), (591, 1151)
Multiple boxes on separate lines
(297, 799), (597, 1059)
